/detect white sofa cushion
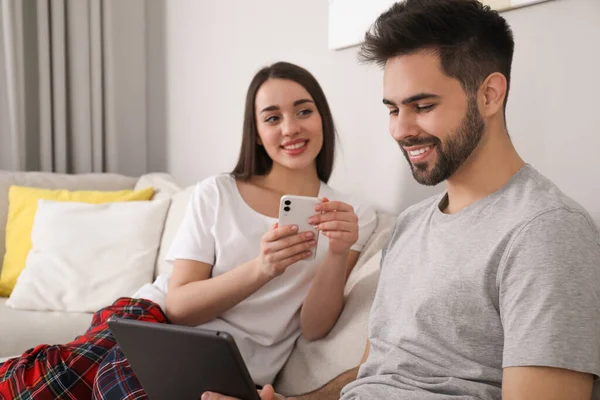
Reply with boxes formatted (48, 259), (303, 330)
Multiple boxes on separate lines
(0, 298), (93, 358)
(6, 199), (170, 312)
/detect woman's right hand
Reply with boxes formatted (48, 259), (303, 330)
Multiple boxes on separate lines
(256, 223), (316, 279)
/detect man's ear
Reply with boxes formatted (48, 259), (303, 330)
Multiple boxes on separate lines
(479, 72), (507, 118)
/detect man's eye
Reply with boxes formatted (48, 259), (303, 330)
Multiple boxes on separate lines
(389, 108), (399, 116)
(416, 104), (435, 112)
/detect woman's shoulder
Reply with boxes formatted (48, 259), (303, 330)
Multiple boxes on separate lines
(192, 173), (236, 193)
(189, 173), (238, 203)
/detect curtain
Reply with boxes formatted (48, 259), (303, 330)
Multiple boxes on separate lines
(0, 0), (164, 176)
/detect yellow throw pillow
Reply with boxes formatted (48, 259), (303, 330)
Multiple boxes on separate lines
(0, 185), (155, 297)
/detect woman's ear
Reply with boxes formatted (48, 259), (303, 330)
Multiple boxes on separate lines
(256, 136), (263, 145)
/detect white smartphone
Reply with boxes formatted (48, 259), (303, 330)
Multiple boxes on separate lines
(278, 195), (322, 260)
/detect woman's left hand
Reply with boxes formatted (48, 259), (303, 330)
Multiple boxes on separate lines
(308, 197), (359, 255)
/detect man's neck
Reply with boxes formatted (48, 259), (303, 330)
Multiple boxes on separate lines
(443, 124), (525, 214)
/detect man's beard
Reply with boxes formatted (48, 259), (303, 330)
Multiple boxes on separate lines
(398, 97), (485, 186)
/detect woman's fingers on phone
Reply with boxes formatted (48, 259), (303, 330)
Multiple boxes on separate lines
(308, 209), (357, 225)
(263, 224), (299, 242)
(273, 249), (314, 273)
(265, 235), (316, 263)
(314, 200), (353, 213)
(275, 239), (316, 260)
(322, 229), (358, 241)
(316, 220), (356, 233)
(267, 230), (314, 253)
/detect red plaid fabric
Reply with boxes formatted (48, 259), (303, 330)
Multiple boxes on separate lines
(92, 345), (147, 400)
(0, 297), (167, 400)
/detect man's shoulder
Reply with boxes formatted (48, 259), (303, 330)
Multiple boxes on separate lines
(505, 165), (596, 231)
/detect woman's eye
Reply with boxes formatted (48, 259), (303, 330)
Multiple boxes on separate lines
(416, 104), (435, 112)
(265, 116), (280, 123)
(298, 109), (313, 117)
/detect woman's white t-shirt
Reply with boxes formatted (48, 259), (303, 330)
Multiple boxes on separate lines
(134, 174), (376, 386)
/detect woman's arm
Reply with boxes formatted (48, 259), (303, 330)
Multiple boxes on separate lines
(166, 223), (316, 326)
(300, 199), (361, 340)
(165, 258), (269, 326)
(300, 250), (360, 340)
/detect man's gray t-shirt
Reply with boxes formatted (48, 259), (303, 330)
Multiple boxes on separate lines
(341, 165), (600, 399)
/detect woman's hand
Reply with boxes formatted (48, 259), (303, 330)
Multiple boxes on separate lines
(255, 223), (317, 279)
(308, 197), (359, 256)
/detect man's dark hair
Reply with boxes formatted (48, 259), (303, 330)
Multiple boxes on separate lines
(360, 0), (515, 109)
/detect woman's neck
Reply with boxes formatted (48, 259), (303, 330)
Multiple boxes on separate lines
(252, 164), (321, 197)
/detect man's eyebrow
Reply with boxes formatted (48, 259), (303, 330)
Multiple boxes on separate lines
(382, 93), (441, 107)
(260, 99), (314, 114)
(401, 93), (441, 105)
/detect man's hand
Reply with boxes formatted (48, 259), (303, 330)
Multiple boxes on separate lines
(201, 384), (291, 400)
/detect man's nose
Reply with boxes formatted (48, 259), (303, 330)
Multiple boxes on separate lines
(390, 111), (419, 142)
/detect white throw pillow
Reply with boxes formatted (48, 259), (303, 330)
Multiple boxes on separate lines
(6, 199), (170, 312)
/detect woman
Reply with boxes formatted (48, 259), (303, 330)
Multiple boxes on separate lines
(0, 62), (376, 400)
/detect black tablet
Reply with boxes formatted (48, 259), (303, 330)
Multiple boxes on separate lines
(107, 316), (261, 400)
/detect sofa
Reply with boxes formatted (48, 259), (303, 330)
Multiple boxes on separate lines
(0, 170), (395, 396)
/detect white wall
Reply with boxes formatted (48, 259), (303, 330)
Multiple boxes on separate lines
(165, 0), (600, 223)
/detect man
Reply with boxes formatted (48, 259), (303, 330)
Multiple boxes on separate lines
(207, 0), (600, 399)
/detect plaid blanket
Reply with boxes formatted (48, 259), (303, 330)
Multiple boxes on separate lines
(0, 297), (167, 400)
(92, 345), (147, 400)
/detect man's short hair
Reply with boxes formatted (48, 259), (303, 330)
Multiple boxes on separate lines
(360, 0), (515, 108)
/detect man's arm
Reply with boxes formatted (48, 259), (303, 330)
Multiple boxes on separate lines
(502, 366), (593, 400)
(499, 210), (600, 400)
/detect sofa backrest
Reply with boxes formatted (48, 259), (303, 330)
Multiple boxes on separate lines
(0, 170), (137, 275)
